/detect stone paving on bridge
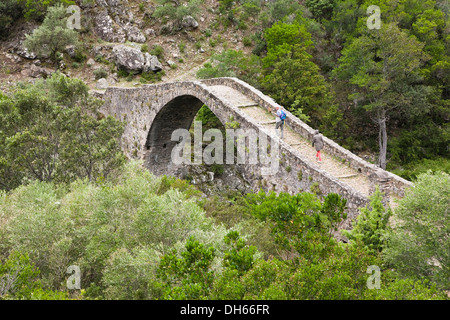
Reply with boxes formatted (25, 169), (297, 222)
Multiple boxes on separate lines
(99, 78), (411, 217)
(206, 84), (372, 198)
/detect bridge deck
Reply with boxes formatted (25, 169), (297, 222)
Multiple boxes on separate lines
(207, 84), (372, 199)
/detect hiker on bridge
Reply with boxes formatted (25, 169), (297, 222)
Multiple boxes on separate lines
(312, 129), (324, 162)
(275, 106), (286, 139)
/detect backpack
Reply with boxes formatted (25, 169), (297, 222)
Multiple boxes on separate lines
(279, 109), (287, 121)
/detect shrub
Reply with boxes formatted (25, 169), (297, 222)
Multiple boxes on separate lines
(0, 251), (69, 299)
(150, 45), (164, 59)
(342, 187), (391, 253)
(383, 171), (450, 290)
(141, 44), (149, 53)
(93, 68), (108, 80)
(242, 36), (252, 47)
(23, 5), (79, 65)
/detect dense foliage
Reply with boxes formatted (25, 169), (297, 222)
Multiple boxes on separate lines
(0, 162), (447, 300)
(197, 0), (449, 178)
(0, 72), (125, 191)
(23, 4), (79, 64)
(0, 0), (448, 301)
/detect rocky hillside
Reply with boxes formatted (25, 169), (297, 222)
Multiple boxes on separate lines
(0, 0), (257, 90)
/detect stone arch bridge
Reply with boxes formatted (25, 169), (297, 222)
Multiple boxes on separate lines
(96, 77), (413, 229)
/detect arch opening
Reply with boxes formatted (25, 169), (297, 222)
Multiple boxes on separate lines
(144, 95), (226, 175)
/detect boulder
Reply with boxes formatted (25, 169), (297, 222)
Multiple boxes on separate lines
(181, 16), (199, 30)
(15, 42), (37, 60)
(112, 45), (145, 73)
(96, 78), (109, 90)
(124, 24), (146, 43)
(94, 11), (126, 43)
(166, 59), (176, 68)
(20, 64), (52, 78)
(143, 53), (163, 72)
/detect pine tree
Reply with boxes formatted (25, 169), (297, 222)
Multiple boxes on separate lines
(342, 186), (391, 253)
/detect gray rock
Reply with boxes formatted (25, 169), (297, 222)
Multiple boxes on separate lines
(107, 0), (122, 6)
(96, 78), (109, 90)
(143, 53), (163, 72)
(92, 46), (103, 57)
(21, 64), (52, 78)
(181, 15), (199, 29)
(112, 45), (145, 73)
(144, 28), (156, 36)
(16, 43), (37, 60)
(86, 58), (96, 66)
(65, 45), (76, 58)
(95, 0), (108, 6)
(5, 53), (22, 63)
(94, 11), (126, 43)
(124, 24), (146, 43)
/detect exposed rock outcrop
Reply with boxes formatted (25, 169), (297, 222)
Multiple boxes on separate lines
(181, 16), (199, 30)
(112, 45), (162, 73)
(94, 11), (126, 43)
(124, 24), (147, 43)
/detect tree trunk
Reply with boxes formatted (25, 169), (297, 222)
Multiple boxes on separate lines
(378, 108), (388, 169)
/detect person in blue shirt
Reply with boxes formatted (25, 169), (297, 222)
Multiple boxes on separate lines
(275, 106), (285, 139)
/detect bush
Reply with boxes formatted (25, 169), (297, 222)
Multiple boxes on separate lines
(0, 251), (69, 299)
(23, 5), (79, 64)
(0, 0), (25, 39)
(242, 36), (252, 47)
(22, 0), (75, 21)
(196, 49), (262, 87)
(383, 171), (450, 290)
(342, 187), (391, 253)
(93, 68), (108, 80)
(0, 72), (125, 190)
(0, 161), (230, 298)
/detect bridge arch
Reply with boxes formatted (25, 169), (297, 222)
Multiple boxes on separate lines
(98, 77), (414, 230)
(144, 93), (229, 174)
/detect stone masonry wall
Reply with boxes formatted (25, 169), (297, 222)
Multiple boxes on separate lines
(94, 78), (413, 230)
(200, 77), (414, 200)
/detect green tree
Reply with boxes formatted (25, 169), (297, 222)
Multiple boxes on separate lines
(383, 171), (449, 290)
(223, 231), (257, 275)
(0, 72), (125, 190)
(342, 187), (391, 253)
(156, 236), (216, 299)
(261, 22), (334, 125)
(196, 49), (262, 88)
(305, 0), (336, 20)
(333, 22), (432, 169)
(22, 0), (75, 21)
(0, 0), (25, 38)
(0, 252), (69, 300)
(23, 4), (79, 66)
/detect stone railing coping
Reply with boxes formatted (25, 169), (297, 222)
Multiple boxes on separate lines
(200, 77), (414, 196)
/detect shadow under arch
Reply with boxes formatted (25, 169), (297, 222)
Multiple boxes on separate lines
(144, 94), (227, 175)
